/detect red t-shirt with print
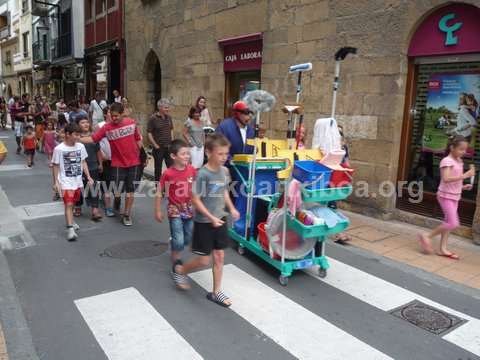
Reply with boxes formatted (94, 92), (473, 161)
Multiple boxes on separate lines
(160, 165), (197, 218)
(92, 118), (141, 168)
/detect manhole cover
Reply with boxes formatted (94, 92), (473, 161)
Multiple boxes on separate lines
(102, 241), (168, 259)
(390, 300), (467, 335)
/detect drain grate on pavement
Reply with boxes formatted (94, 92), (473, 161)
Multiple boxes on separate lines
(389, 300), (467, 336)
(101, 240), (168, 259)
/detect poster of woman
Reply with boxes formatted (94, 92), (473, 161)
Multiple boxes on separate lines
(422, 73), (479, 157)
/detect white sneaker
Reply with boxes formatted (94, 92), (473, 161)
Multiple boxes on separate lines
(72, 223), (80, 231)
(66, 227), (78, 242)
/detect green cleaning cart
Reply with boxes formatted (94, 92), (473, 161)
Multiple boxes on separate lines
(229, 157), (352, 286)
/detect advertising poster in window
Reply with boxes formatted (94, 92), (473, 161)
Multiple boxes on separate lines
(422, 73), (479, 157)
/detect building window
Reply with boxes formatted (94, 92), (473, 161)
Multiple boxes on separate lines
(86, 0), (94, 21)
(5, 50), (11, 66)
(23, 32), (29, 58)
(107, 0), (116, 9)
(96, 0), (106, 15)
(22, 0), (29, 13)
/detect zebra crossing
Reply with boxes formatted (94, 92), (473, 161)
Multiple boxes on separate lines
(74, 259), (480, 360)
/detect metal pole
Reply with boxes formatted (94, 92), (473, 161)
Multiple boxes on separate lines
(244, 112), (260, 241)
(331, 61), (340, 119)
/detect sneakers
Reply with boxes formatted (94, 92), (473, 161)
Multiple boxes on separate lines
(72, 222), (80, 231)
(105, 208), (115, 217)
(66, 227), (78, 242)
(122, 215), (133, 226)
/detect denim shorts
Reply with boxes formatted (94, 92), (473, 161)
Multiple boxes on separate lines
(169, 217), (193, 252)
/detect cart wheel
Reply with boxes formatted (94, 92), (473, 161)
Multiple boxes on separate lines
(237, 246), (246, 256)
(279, 275), (289, 286)
(318, 268), (327, 278)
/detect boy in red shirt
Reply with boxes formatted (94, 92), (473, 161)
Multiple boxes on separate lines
(21, 125), (37, 167)
(155, 139), (196, 264)
(82, 102), (143, 226)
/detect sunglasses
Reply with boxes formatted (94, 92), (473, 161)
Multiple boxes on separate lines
(238, 110), (253, 115)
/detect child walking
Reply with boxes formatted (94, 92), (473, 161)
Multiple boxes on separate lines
(75, 115), (103, 221)
(155, 139), (196, 264)
(43, 119), (56, 165)
(22, 126), (37, 167)
(418, 135), (475, 259)
(52, 123), (93, 241)
(172, 134), (240, 308)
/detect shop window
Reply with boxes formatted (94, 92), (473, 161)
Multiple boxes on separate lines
(96, 0), (106, 16)
(399, 61), (480, 225)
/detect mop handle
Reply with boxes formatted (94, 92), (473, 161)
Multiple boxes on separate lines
(331, 61), (341, 119)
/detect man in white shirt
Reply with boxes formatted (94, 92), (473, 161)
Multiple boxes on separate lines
(89, 92), (107, 126)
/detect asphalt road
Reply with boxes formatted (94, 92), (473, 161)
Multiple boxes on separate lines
(0, 130), (479, 360)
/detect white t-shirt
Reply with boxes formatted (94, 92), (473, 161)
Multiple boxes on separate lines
(239, 127), (247, 144)
(89, 99), (107, 123)
(114, 96), (122, 103)
(52, 142), (88, 190)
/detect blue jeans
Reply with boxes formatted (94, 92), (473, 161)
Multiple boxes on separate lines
(169, 217), (193, 252)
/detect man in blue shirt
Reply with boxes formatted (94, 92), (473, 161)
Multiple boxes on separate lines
(215, 101), (255, 160)
(68, 100), (88, 124)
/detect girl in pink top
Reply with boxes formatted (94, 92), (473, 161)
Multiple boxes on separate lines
(418, 136), (475, 259)
(43, 120), (57, 164)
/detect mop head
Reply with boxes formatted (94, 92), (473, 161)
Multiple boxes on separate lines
(243, 90), (276, 113)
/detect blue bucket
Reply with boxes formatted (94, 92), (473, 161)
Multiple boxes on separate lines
(292, 161), (332, 189)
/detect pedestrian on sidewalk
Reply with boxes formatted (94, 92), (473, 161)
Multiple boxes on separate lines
(155, 139), (196, 265)
(21, 126), (37, 167)
(147, 98), (174, 183)
(0, 96), (7, 130)
(96, 119), (115, 217)
(418, 135), (475, 259)
(183, 107), (206, 169)
(12, 96), (25, 154)
(195, 96), (213, 127)
(89, 92), (107, 126)
(52, 123), (93, 241)
(43, 119), (56, 165)
(172, 134), (240, 308)
(74, 116), (103, 221)
(81, 102), (143, 226)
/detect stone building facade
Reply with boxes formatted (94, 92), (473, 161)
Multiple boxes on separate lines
(125, 0), (480, 240)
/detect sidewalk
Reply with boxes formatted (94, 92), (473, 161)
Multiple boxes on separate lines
(344, 211), (480, 290)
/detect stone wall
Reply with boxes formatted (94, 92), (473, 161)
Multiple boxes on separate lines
(125, 0), (480, 221)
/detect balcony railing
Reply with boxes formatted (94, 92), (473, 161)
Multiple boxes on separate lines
(33, 40), (49, 63)
(0, 26), (9, 40)
(52, 33), (72, 59)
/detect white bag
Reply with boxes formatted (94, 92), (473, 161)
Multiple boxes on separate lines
(190, 146), (204, 169)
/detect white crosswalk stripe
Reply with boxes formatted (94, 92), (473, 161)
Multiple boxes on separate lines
(190, 264), (392, 360)
(75, 287), (203, 360)
(305, 258), (480, 356)
(74, 260), (478, 360)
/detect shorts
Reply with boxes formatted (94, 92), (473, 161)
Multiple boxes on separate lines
(62, 188), (82, 205)
(111, 165), (141, 193)
(191, 219), (229, 256)
(100, 160), (112, 188)
(24, 149), (35, 156)
(169, 217), (193, 252)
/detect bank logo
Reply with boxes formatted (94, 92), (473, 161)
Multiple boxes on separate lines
(438, 13), (463, 46)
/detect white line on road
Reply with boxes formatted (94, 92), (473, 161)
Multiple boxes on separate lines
(305, 258), (480, 356)
(15, 202), (64, 220)
(75, 287), (203, 360)
(190, 264), (392, 360)
(0, 164), (30, 172)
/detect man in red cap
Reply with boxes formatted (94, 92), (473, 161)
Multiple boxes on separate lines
(215, 101), (255, 160)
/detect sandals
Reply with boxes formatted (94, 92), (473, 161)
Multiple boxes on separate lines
(417, 234), (433, 254)
(334, 233), (351, 245)
(171, 260), (190, 290)
(206, 291), (232, 308)
(73, 207), (82, 217)
(437, 252), (460, 260)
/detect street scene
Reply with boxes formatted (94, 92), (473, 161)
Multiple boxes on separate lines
(0, 0), (480, 359)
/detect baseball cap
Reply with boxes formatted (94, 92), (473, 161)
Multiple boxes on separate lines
(232, 101), (252, 114)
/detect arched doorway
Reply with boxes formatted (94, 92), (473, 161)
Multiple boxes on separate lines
(143, 50), (161, 112)
(397, 3), (480, 226)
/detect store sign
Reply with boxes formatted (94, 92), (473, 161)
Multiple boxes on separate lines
(438, 13), (462, 46)
(222, 41), (262, 72)
(408, 4), (480, 57)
